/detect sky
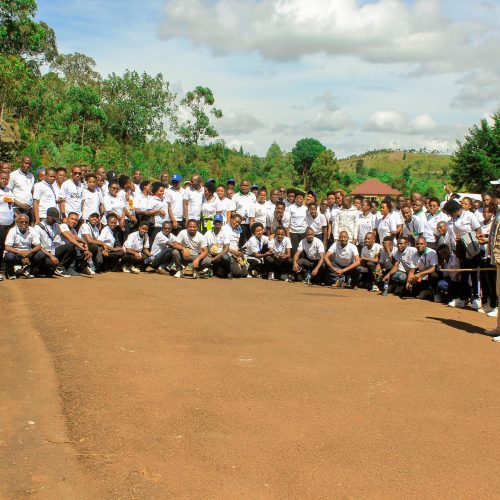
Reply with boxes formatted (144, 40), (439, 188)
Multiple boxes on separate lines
(36, 0), (499, 157)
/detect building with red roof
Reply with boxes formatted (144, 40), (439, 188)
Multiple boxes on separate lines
(350, 179), (400, 198)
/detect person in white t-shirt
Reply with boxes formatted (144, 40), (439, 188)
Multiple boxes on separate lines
(166, 175), (185, 233)
(359, 232), (382, 291)
(205, 214), (231, 278)
(287, 190), (308, 253)
(305, 202), (328, 248)
(232, 180), (255, 245)
(443, 199), (482, 309)
(182, 175), (204, 223)
(3, 214), (41, 278)
(357, 199), (376, 253)
(78, 212), (106, 272)
(0, 170), (15, 280)
(171, 219), (210, 278)
(375, 200), (401, 243)
(33, 167), (58, 224)
(215, 184), (235, 224)
(122, 221), (151, 274)
(147, 221), (176, 275)
(245, 222), (272, 277)
(406, 237), (438, 299)
(292, 227), (325, 284)
(254, 188), (272, 226)
(324, 230), (361, 288)
(374, 236), (396, 287)
(436, 243), (461, 304)
(8, 156), (35, 221)
(334, 195), (359, 244)
(265, 226), (292, 280)
(97, 213), (124, 271)
(382, 236), (418, 294)
(60, 166), (84, 219)
(200, 181), (223, 233)
(266, 201), (290, 237)
(81, 173), (104, 222)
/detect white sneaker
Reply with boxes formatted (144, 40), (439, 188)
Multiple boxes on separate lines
(493, 335), (500, 342)
(192, 271), (198, 279)
(130, 266), (141, 274)
(268, 272), (275, 280)
(470, 298), (482, 311)
(487, 307), (498, 318)
(370, 285), (379, 292)
(433, 293), (442, 303)
(448, 299), (465, 308)
(174, 270), (183, 278)
(122, 266), (131, 273)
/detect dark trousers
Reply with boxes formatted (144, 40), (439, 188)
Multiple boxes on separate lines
(88, 243), (104, 270)
(211, 253), (231, 277)
(297, 256), (324, 283)
(410, 272), (439, 294)
(325, 259), (361, 286)
(265, 255), (292, 275)
(4, 251), (39, 274)
(459, 254), (480, 300)
(360, 262), (377, 286)
(102, 251), (123, 271)
(151, 248), (173, 269)
(122, 252), (147, 268)
(481, 258), (497, 307)
(290, 232), (305, 254)
(55, 243), (77, 270)
(0, 223), (13, 270)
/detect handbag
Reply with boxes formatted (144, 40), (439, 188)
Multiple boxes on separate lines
(460, 231), (480, 259)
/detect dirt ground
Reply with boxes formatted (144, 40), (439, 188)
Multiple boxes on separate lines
(1, 274), (500, 499)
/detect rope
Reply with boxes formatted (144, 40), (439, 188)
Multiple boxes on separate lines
(440, 267), (497, 272)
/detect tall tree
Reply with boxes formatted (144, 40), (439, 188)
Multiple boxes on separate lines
(451, 112), (500, 191)
(174, 86), (222, 145)
(291, 137), (326, 188)
(0, 0), (57, 64)
(102, 70), (175, 145)
(50, 52), (101, 87)
(308, 149), (339, 195)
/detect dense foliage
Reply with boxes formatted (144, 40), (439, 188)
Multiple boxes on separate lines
(1, 0), (496, 198)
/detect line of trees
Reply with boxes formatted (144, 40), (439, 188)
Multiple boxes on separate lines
(0, 1), (497, 196)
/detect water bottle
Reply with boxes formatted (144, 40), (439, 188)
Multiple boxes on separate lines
(339, 274), (345, 289)
(382, 281), (389, 296)
(305, 271), (311, 285)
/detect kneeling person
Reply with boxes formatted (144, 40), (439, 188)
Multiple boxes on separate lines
(324, 230), (361, 288)
(122, 221), (151, 274)
(205, 214), (231, 278)
(171, 219), (210, 278)
(148, 221), (176, 275)
(292, 227), (325, 284)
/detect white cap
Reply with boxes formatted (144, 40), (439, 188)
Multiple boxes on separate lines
(491, 178), (500, 185)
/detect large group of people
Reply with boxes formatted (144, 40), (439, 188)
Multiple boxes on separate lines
(1, 157), (499, 339)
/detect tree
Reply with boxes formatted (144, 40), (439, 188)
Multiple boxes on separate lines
(0, 0), (57, 64)
(355, 158), (365, 175)
(50, 52), (101, 87)
(102, 70), (175, 145)
(174, 86), (222, 145)
(451, 112), (500, 192)
(308, 149), (339, 195)
(291, 138), (326, 187)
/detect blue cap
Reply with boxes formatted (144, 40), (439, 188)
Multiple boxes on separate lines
(213, 214), (224, 222)
(227, 178), (236, 184)
(207, 178), (215, 183)
(171, 174), (181, 182)
(251, 184), (259, 190)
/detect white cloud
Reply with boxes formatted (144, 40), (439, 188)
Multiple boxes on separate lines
(217, 110), (264, 135)
(227, 139), (256, 150)
(310, 109), (355, 131)
(364, 110), (437, 134)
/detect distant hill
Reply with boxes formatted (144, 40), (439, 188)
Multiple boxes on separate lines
(338, 149), (452, 179)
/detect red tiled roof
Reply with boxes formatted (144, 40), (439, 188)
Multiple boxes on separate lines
(350, 178), (400, 196)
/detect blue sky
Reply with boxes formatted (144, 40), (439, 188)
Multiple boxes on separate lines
(37, 0), (499, 157)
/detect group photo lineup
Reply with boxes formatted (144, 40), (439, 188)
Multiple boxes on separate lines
(1, 0), (499, 497)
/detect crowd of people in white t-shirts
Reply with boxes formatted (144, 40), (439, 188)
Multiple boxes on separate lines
(1, 157), (500, 337)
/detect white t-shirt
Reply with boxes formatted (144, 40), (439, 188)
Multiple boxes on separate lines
(8, 169), (34, 205)
(82, 188), (103, 220)
(376, 213), (399, 242)
(5, 226), (39, 252)
(149, 196), (170, 227)
(327, 242), (359, 267)
(287, 204), (308, 233)
(151, 231), (176, 257)
(0, 186), (15, 225)
(409, 248), (438, 274)
(166, 187), (184, 221)
(61, 179), (84, 217)
(201, 196), (223, 218)
(269, 236), (292, 254)
(124, 231), (149, 252)
(254, 201), (272, 225)
(451, 211), (480, 238)
(183, 187), (204, 221)
(305, 212), (327, 235)
(361, 242), (382, 261)
(233, 192), (256, 224)
(221, 224), (241, 251)
(246, 235), (269, 256)
(217, 197), (236, 223)
(297, 238), (325, 260)
(98, 226), (117, 247)
(175, 229), (207, 256)
(33, 181), (58, 218)
(426, 210), (449, 235)
(78, 222), (100, 241)
(103, 193), (126, 218)
(205, 229), (230, 254)
(357, 212), (376, 243)
(394, 246), (418, 273)
(33, 222), (61, 253)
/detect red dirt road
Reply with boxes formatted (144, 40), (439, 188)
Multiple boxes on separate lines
(2, 274), (500, 498)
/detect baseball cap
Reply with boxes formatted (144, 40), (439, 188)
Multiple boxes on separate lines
(213, 214), (224, 222)
(227, 178), (236, 184)
(46, 207), (61, 221)
(206, 178), (216, 184)
(251, 184), (259, 190)
(171, 174), (181, 182)
(491, 178), (500, 185)
(184, 180), (191, 185)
